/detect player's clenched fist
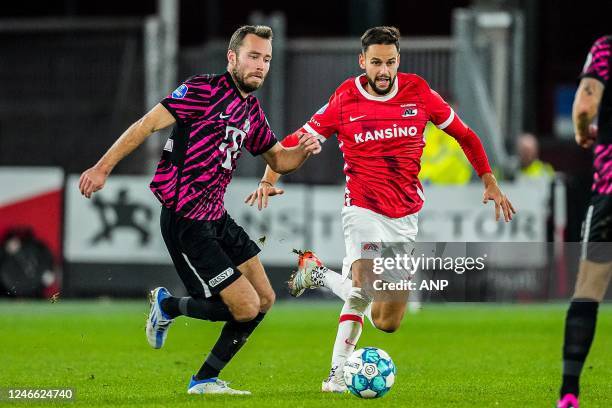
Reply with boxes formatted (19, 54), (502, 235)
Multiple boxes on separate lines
(297, 132), (322, 155)
(79, 166), (108, 199)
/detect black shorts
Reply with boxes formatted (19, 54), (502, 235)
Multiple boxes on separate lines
(160, 207), (261, 298)
(581, 194), (612, 263)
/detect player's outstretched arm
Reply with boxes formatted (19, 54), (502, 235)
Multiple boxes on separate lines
(79, 104), (175, 198)
(448, 122), (516, 222)
(572, 77), (603, 149)
(427, 87), (516, 221)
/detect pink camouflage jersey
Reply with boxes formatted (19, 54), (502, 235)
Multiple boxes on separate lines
(150, 72), (278, 220)
(580, 35), (612, 195)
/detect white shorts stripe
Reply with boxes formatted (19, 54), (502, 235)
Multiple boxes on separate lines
(581, 204), (594, 260)
(436, 108), (455, 130)
(182, 252), (212, 298)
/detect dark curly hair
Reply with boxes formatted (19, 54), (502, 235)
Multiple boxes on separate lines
(360, 26), (400, 53)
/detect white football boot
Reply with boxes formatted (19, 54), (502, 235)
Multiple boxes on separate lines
(187, 377), (251, 395)
(145, 287), (174, 349)
(321, 365), (348, 393)
(287, 250), (326, 297)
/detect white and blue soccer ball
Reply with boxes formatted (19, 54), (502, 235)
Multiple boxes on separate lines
(343, 347), (396, 398)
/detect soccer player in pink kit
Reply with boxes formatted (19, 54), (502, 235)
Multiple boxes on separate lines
(79, 25), (320, 395)
(246, 26), (515, 392)
(557, 35), (612, 408)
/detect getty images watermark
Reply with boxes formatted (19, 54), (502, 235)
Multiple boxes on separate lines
(360, 241), (612, 302)
(371, 252), (488, 291)
(359, 242), (490, 296)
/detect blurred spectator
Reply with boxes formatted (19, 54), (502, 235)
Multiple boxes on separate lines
(419, 122), (472, 185)
(0, 227), (59, 298)
(515, 132), (554, 180)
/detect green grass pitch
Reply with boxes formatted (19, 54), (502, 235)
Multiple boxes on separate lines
(1, 300), (610, 407)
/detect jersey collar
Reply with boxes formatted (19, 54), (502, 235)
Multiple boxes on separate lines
(354, 73), (399, 102)
(224, 71), (248, 101)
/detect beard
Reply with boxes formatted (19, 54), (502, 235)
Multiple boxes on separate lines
(366, 73), (396, 95)
(231, 65), (265, 94)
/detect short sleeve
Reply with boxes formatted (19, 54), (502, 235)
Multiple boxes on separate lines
(579, 36), (611, 85)
(302, 92), (341, 142)
(244, 101), (278, 156)
(160, 76), (212, 126)
(425, 85), (455, 130)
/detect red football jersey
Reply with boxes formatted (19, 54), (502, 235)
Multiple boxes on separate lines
(298, 73), (463, 218)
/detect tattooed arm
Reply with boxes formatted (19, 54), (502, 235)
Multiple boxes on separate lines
(573, 78), (604, 148)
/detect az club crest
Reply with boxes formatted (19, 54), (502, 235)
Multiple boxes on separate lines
(402, 107), (418, 117)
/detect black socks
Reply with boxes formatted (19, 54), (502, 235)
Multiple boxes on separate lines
(159, 296), (267, 381)
(161, 296), (234, 322)
(195, 312), (266, 380)
(560, 299), (599, 397)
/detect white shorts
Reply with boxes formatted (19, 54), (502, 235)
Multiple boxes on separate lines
(341, 205), (419, 280)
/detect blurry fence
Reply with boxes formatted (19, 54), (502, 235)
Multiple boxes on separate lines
(452, 9), (525, 171)
(0, 18), (148, 174)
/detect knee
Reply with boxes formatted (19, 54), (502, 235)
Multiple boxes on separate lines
(373, 316), (401, 333)
(574, 284), (607, 303)
(573, 260), (612, 302)
(230, 298), (260, 322)
(259, 290), (276, 313)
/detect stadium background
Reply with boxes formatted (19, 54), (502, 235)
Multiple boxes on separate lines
(0, 2), (611, 407)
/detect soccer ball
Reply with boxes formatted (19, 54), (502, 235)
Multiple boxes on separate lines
(343, 347), (396, 398)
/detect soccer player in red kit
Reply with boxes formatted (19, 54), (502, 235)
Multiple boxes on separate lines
(246, 26), (515, 392)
